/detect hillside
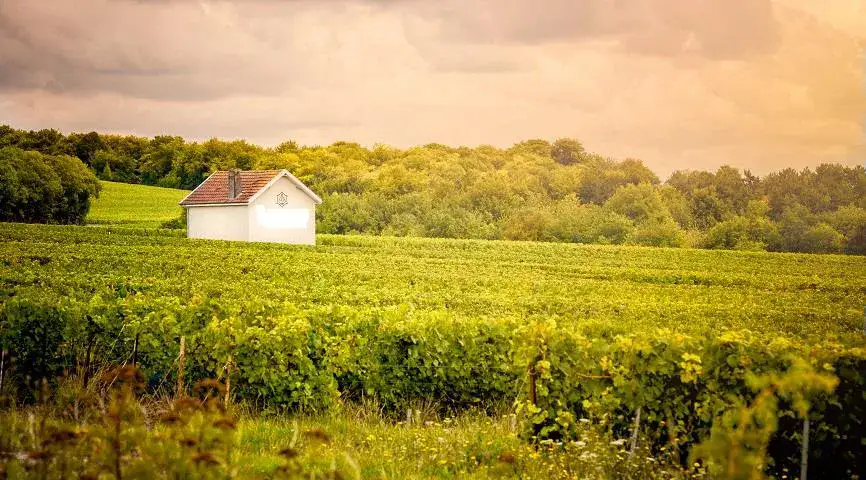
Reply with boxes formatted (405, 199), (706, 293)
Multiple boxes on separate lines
(87, 181), (187, 229)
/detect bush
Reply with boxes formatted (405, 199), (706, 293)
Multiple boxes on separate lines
(159, 208), (187, 230)
(627, 217), (685, 247)
(821, 206), (866, 255)
(0, 147), (100, 224)
(801, 223), (845, 254)
(604, 183), (670, 223)
(700, 216), (780, 251)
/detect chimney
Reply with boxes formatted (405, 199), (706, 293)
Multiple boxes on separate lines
(228, 169), (241, 199)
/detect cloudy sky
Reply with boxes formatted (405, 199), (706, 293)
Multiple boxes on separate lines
(1, 0), (864, 176)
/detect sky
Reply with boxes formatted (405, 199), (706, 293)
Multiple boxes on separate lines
(0, 0), (864, 177)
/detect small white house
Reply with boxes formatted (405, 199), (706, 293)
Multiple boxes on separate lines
(179, 169), (322, 245)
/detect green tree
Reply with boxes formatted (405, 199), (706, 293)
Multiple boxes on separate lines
(604, 183), (670, 223)
(68, 131), (103, 167)
(689, 186), (730, 229)
(0, 147), (100, 224)
(508, 139), (552, 158)
(659, 185), (692, 227)
(551, 138), (585, 165)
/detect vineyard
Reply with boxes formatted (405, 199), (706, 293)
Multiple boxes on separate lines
(1, 221), (866, 477)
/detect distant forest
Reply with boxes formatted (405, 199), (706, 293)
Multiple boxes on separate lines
(2, 125), (864, 254)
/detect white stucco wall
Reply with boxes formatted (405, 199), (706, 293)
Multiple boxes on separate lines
(187, 205), (249, 241)
(248, 176), (317, 245)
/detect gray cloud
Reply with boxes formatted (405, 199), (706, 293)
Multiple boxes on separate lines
(0, 0), (326, 100)
(0, 0), (862, 177)
(392, 0), (780, 60)
(0, 0), (783, 100)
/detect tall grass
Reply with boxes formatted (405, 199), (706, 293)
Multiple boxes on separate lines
(0, 368), (693, 479)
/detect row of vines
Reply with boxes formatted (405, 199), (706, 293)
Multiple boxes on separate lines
(2, 223), (865, 477)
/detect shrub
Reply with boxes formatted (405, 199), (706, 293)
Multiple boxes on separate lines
(604, 183), (670, 223)
(821, 206), (866, 254)
(159, 208), (187, 230)
(627, 216), (685, 247)
(700, 216), (780, 251)
(0, 147), (100, 224)
(801, 223), (845, 254)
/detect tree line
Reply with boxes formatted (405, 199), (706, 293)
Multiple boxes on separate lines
(1, 125), (864, 254)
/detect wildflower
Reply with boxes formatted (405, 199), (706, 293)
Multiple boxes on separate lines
(610, 439), (626, 446)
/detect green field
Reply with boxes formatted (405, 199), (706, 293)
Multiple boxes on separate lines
(2, 182), (866, 478)
(3, 224), (865, 341)
(87, 181), (187, 228)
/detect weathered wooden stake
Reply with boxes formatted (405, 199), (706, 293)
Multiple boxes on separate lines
(0, 349), (5, 393)
(83, 336), (94, 387)
(224, 353), (232, 406)
(131, 333), (139, 367)
(176, 336), (186, 397)
(528, 361), (537, 407)
(629, 406), (642, 459)
(801, 417), (810, 480)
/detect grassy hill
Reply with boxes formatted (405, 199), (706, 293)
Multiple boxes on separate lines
(87, 181), (187, 229)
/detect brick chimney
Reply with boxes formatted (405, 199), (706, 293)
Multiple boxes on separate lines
(227, 169), (241, 199)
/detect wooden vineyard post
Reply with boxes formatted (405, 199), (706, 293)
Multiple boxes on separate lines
(132, 333), (139, 367)
(528, 360), (537, 408)
(83, 327), (95, 387)
(177, 336), (186, 398)
(628, 406), (642, 459)
(801, 417), (810, 480)
(0, 349), (5, 393)
(224, 353), (233, 406)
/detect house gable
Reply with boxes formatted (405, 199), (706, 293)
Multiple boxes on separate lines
(179, 170), (321, 207)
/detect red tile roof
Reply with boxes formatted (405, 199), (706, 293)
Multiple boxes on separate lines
(179, 170), (281, 206)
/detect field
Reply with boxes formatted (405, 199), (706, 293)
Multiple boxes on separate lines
(87, 180), (187, 228)
(3, 224), (865, 341)
(2, 182), (866, 478)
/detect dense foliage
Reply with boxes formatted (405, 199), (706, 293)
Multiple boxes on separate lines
(0, 146), (101, 225)
(1, 224), (864, 477)
(2, 125), (864, 253)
